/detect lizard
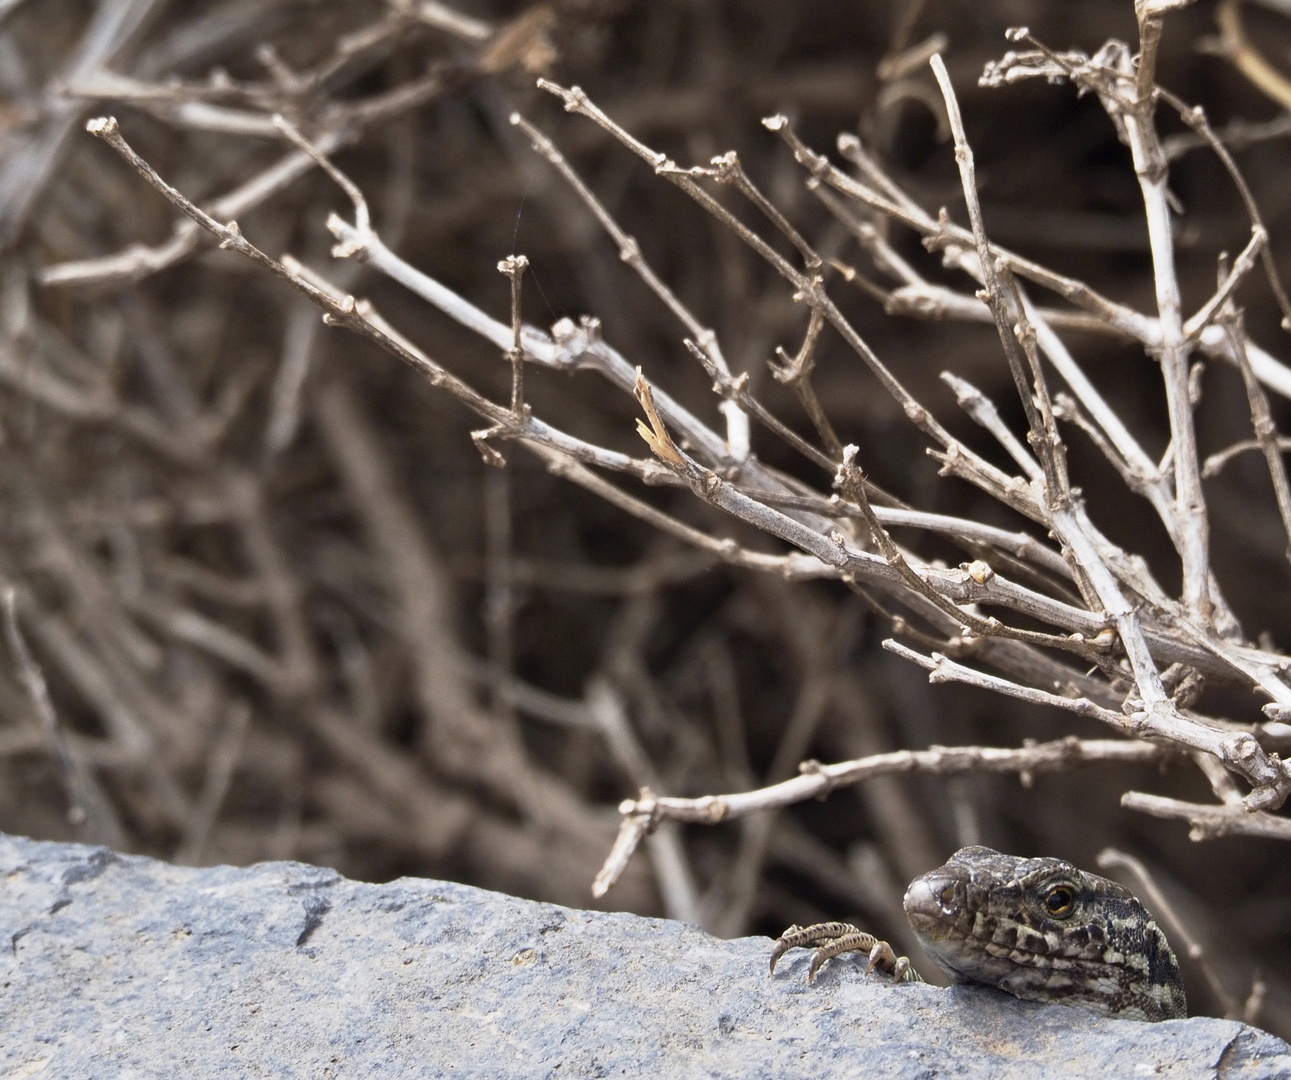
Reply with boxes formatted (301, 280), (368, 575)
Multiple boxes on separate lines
(769, 845), (1187, 1023)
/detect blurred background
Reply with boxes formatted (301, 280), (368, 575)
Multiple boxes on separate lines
(1, 0), (1289, 1034)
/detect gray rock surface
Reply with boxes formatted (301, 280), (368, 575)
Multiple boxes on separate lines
(1, 833), (1287, 1079)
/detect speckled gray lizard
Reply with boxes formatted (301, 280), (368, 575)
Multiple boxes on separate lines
(769, 846), (1186, 1023)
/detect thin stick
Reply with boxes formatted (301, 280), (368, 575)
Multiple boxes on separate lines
(497, 253), (529, 417)
(1222, 302), (1291, 567)
(174, 700), (252, 865)
(1121, 791), (1291, 841)
(2, 587), (88, 828)
(882, 640), (1129, 729)
(484, 468), (516, 724)
(594, 737), (1165, 895)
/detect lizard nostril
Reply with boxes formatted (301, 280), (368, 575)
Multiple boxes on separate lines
(939, 884), (955, 908)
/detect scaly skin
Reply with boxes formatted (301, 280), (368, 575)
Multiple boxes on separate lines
(772, 846), (1186, 1023)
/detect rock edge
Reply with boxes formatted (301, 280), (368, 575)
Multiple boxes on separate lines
(1, 833), (1287, 1079)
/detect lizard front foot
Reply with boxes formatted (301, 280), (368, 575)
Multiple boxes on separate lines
(769, 922), (921, 984)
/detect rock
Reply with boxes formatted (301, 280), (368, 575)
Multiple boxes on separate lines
(1, 833), (1287, 1079)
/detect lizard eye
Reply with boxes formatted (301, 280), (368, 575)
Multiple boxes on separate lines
(1044, 885), (1075, 917)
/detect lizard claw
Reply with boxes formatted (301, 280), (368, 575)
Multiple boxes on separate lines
(768, 922), (922, 985)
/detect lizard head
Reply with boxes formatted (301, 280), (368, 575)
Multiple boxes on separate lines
(903, 845), (1186, 1022)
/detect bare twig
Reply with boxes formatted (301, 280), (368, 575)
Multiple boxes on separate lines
(497, 253), (529, 419)
(174, 699), (251, 865)
(594, 737), (1165, 895)
(2, 585), (124, 844)
(1222, 300), (1291, 566)
(1121, 791), (1291, 841)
